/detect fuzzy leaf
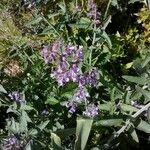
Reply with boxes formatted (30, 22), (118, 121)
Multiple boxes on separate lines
(0, 84), (7, 93)
(122, 75), (148, 85)
(45, 97), (59, 105)
(94, 119), (123, 127)
(51, 133), (62, 149)
(74, 118), (93, 150)
(136, 120), (150, 133)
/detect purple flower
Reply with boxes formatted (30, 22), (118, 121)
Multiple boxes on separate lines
(51, 40), (62, 53)
(83, 104), (98, 117)
(73, 86), (89, 103)
(75, 5), (81, 13)
(68, 106), (76, 113)
(77, 74), (88, 87)
(40, 40), (62, 64)
(73, 46), (83, 62)
(51, 62), (70, 86)
(41, 109), (49, 116)
(40, 46), (49, 64)
(69, 63), (78, 82)
(87, 0), (101, 24)
(52, 72), (70, 86)
(88, 69), (97, 86)
(1, 135), (20, 149)
(64, 44), (75, 55)
(8, 91), (24, 102)
(61, 101), (76, 113)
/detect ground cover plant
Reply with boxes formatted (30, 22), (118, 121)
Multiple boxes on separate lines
(0, 0), (150, 149)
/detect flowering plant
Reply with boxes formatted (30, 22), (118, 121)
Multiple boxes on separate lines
(0, 0), (150, 149)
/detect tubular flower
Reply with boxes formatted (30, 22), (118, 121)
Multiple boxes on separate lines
(8, 91), (24, 103)
(83, 104), (98, 117)
(73, 86), (89, 103)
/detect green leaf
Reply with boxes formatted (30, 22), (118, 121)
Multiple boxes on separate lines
(141, 53), (150, 68)
(94, 119), (123, 127)
(26, 16), (43, 26)
(111, 0), (119, 7)
(122, 75), (148, 85)
(110, 87), (116, 102)
(0, 84), (7, 93)
(147, 107), (150, 123)
(72, 17), (91, 29)
(38, 120), (49, 131)
(20, 104), (35, 111)
(98, 102), (113, 111)
(51, 133), (62, 149)
(128, 0), (145, 4)
(121, 104), (139, 112)
(130, 91), (142, 101)
(101, 31), (112, 49)
(124, 90), (132, 104)
(45, 97), (59, 105)
(58, 3), (66, 14)
(136, 87), (150, 103)
(130, 128), (139, 143)
(74, 118), (93, 150)
(19, 111), (32, 132)
(136, 120), (150, 133)
(55, 128), (75, 139)
(101, 16), (111, 30)
(24, 142), (32, 150)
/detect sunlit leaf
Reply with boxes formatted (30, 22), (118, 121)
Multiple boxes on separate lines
(74, 118), (93, 150)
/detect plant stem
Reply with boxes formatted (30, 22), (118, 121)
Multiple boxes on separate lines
(104, 0), (111, 19)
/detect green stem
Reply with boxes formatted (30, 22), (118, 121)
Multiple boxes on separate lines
(90, 22), (96, 66)
(104, 0), (111, 19)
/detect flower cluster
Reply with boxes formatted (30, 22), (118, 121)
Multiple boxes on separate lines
(50, 44), (83, 86)
(87, 0), (101, 24)
(8, 91), (24, 103)
(40, 40), (62, 64)
(1, 135), (20, 150)
(40, 41), (98, 117)
(83, 104), (98, 117)
(67, 69), (98, 117)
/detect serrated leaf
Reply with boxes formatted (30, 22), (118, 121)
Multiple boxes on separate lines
(0, 84), (7, 93)
(94, 119), (123, 127)
(74, 118), (93, 150)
